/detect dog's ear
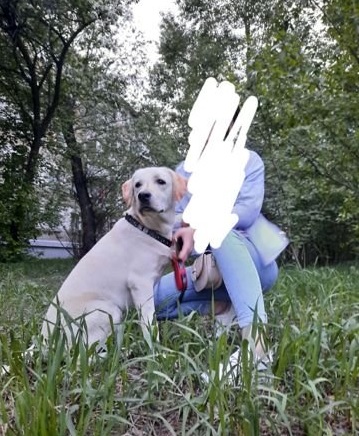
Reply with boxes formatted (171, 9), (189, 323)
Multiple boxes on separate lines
(170, 170), (188, 202)
(121, 179), (133, 207)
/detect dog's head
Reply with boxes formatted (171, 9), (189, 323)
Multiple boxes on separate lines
(121, 167), (187, 216)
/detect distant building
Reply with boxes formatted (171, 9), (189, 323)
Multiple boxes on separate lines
(28, 237), (74, 259)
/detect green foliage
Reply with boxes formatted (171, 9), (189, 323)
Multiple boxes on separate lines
(0, 0), (145, 258)
(0, 153), (39, 261)
(0, 259), (358, 434)
(1, 0), (357, 264)
(54, 38), (161, 243)
(253, 0), (359, 263)
(149, 0), (359, 265)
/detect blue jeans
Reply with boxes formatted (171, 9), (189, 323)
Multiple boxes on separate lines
(154, 230), (278, 328)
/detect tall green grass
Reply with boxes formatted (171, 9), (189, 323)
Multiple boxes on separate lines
(0, 259), (358, 435)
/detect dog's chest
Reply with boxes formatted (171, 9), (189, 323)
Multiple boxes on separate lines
(114, 218), (172, 273)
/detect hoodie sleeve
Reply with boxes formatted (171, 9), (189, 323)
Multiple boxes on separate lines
(232, 150), (265, 230)
(173, 161), (192, 230)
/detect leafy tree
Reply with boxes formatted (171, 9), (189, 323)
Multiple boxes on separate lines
(254, 0), (358, 263)
(45, 17), (167, 257)
(149, 0), (358, 264)
(0, 0), (136, 259)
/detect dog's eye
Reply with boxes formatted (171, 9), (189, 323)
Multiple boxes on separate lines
(135, 182), (142, 188)
(157, 179), (166, 185)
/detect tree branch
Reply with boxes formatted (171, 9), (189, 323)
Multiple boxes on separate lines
(40, 17), (98, 137)
(309, 0), (359, 65)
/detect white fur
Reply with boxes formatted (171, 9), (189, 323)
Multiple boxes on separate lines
(41, 167), (186, 350)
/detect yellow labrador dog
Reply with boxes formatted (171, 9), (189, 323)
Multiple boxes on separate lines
(41, 167), (186, 350)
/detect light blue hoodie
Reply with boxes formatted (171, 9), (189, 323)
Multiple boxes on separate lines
(175, 150), (289, 265)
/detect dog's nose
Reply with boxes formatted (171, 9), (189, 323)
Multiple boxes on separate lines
(138, 192), (151, 203)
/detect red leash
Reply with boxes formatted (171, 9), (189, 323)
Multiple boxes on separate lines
(171, 237), (187, 294)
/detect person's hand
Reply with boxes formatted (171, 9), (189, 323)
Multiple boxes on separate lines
(173, 226), (195, 262)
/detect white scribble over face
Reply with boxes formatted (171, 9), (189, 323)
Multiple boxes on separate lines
(182, 77), (258, 253)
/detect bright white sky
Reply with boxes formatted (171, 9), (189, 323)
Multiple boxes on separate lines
(132, 0), (176, 43)
(120, 1), (177, 103)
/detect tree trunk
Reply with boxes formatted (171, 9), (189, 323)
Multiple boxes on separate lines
(70, 153), (97, 257)
(62, 112), (97, 258)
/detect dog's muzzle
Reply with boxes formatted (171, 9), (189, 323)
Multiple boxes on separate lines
(138, 192), (165, 214)
(138, 191), (157, 213)
(138, 191), (151, 204)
